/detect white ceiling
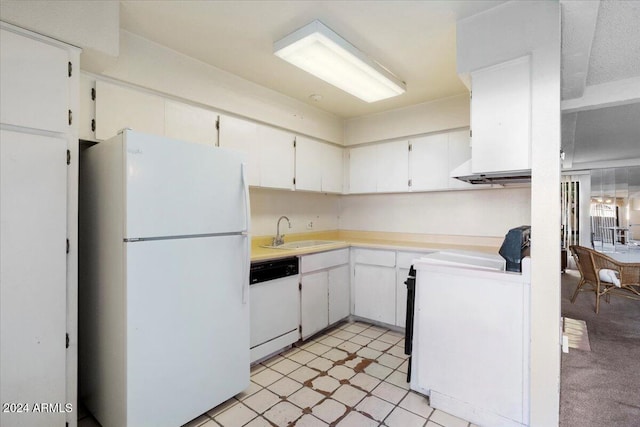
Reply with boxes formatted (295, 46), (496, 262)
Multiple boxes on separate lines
(560, 0), (640, 169)
(119, 0), (506, 119)
(118, 1), (640, 165)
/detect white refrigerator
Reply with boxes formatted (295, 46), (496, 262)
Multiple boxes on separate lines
(79, 130), (250, 427)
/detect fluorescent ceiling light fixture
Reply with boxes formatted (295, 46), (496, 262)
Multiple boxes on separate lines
(274, 20), (406, 103)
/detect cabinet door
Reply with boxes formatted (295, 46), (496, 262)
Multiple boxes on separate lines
(328, 265), (350, 324)
(79, 73), (96, 141)
(353, 265), (396, 325)
(257, 125), (295, 190)
(301, 271), (329, 339)
(0, 28), (69, 133)
(377, 140), (409, 193)
(321, 144), (344, 193)
(349, 145), (377, 193)
(447, 129), (473, 189)
(396, 267), (410, 327)
(1, 130), (68, 427)
(409, 134), (449, 191)
(471, 56), (531, 174)
(95, 80), (165, 140)
(218, 115), (261, 186)
(165, 100), (218, 146)
(295, 136), (323, 191)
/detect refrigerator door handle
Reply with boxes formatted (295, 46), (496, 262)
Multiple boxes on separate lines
(241, 163), (251, 304)
(241, 162), (251, 233)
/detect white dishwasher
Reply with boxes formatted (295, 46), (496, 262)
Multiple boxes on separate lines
(249, 257), (300, 363)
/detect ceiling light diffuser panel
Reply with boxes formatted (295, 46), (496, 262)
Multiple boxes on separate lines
(274, 20), (406, 103)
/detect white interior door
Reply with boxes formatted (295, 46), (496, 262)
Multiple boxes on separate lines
(124, 130), (248, 238)
(1, 130), (67, 427)
(126, 235), (249, 427)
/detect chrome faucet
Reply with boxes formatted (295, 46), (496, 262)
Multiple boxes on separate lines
(273, 215), (291, 246)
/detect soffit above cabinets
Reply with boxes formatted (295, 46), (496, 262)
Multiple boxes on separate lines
(118, 0), (507, 119)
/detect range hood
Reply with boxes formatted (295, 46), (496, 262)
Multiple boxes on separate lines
(451, 160), (531, 185)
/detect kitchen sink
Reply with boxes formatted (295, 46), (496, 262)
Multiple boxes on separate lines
(262, 240), (344, 250)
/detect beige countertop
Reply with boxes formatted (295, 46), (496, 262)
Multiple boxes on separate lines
(251, 230), (502, 262)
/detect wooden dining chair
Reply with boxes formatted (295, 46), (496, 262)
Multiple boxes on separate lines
(569, 245), (640, 313)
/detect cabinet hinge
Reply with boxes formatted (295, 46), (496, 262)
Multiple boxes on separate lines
(66, 150), (71, 165)
(66, 239), (70, 254)
(469, 129), (472, 138)
(298, 325), (302, 333)
(299, 282), (302, 291)
(68, 62), (72, 77)
(91, 119), (96, 132)
(408, 179), (412, 187)
(293, 177), (296, 185)
(470, 90), (472, 99)
(408, 143), (412, 152)
(66, 333), (69, 349)
(68, 110), (73, 126)
(91, 87), (96, 101)
(293, 138), (296, 148)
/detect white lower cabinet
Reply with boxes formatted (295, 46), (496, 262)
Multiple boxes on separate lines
(395, 251), (427, 327)
(300, 249), (350, 340)
(300, 271), (330, 339)
(328, 265), (350, 324)
(352, 248), (396, 325)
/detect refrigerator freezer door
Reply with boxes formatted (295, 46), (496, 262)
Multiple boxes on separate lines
(125, 235), (249, 427)
(123, 130), (248, 239)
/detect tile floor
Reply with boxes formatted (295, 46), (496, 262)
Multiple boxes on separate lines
(78, 321), (475, 427)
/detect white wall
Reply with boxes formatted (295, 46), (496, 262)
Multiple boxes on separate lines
(250, 188), (340, 237)
(339, 187), (531, 237)
(0, 1), (119, 57)
(344, 94), (470, 145)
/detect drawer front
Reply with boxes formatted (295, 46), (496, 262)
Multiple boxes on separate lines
(397, 251), (434, 269)
(352, 248), (396, 267)
(301, 248), (349, 273)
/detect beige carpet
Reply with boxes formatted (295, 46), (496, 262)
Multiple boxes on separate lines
(560, 269), (640, 427)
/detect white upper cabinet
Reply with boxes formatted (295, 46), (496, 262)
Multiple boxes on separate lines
(377, 140), (410, 193)
(471, 56), (531, 174)
(447, 129), (473, 189)
(295, 136), (344, 193)
(295, 136), (322, 191)
(256, 124), (295, 190)
(95, 80), (165, 140)
(349, 144), (378, 193)
(219, 114), (294, 190)
(0, 28), (69, 132)
(79, 74), (96, 141)
(164, 101), (218, 146)
(320, 143), (344, 193)
(409, 133), (449, 191)
(218, 115), (261, 186)
(349, 141), (409, 194)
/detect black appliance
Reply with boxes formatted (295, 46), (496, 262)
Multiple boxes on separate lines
(250, 257), (299, 284)
(403, 266), (416, 382)
(499, 225), (531, 272)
